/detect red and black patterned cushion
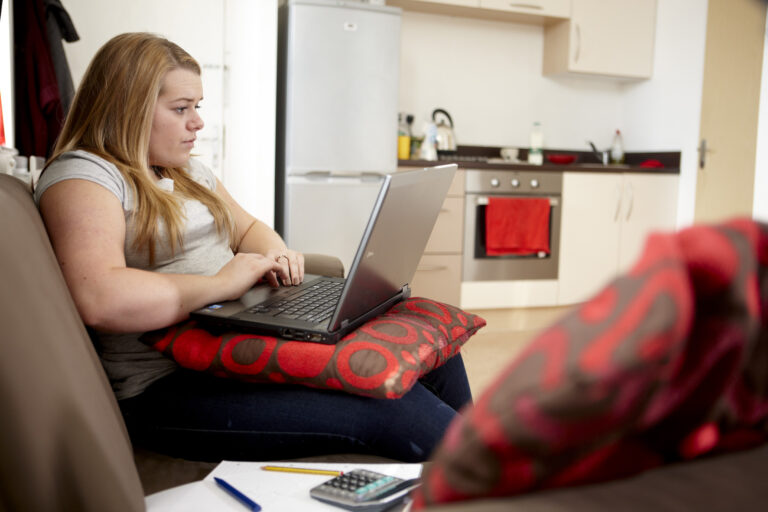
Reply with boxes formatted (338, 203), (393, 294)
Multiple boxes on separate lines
(140, 297), (485, 399)
(412, 218), (768, 508)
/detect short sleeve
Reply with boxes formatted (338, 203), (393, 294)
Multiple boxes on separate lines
(34, 150), (128, 208)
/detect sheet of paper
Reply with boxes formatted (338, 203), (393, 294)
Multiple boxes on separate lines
(145, 461), (422, 511)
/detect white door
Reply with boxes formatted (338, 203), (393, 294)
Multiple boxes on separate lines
(695, 0), (766, 223)
(618, 174), (679, 272)
(558, 172), (623, 305)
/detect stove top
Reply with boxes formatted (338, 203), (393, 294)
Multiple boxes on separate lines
(437, 154), (489, 163)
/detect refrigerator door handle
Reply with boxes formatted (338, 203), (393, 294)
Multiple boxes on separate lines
(303, 171), (333, 180)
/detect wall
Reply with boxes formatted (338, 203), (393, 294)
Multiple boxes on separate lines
(622, 0), (708, 228)
(755, 7), (768, 223)
(222, 1), (277, 227)
(56, 0), (277, 226)
(0, 0), (12, 147)
(398, 11), (625, 150)
(399, 0), (709, 228)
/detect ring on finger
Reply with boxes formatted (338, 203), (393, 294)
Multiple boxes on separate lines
(276, 254), (289, 262)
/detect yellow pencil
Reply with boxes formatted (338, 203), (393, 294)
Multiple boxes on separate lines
(261, 465), (343, 476)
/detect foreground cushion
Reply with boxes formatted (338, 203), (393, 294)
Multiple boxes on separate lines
(413, 218), (768, 508)
(141, 297), (485, 399)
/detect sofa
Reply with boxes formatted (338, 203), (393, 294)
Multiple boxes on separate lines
(2, 172), (768, 511)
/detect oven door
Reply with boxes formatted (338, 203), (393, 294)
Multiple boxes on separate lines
(463, 193), (561, 281)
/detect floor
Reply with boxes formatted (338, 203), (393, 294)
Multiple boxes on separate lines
(460, 305), (574, 397)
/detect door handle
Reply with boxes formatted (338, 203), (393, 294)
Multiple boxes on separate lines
(625, 182), (634, 221)
(574, 24), (581, 64)
(614, 183), (622, 221)
(698, 139), (711, 169)
(508, 3), (544, 10)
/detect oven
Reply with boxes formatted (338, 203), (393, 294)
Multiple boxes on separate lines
(463, 169), (562, 281)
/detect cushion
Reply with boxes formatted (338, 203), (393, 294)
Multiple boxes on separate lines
(0, 175), (146, 511)
(141, 297), (485, 399)
(412, 218), (768, 508)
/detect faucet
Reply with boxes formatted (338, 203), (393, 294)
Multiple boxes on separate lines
(587, 141), (608, 165)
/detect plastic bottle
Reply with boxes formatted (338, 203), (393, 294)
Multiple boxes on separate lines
(528, 122), (543, 165)
(397, 113), (411, 160)
(610, 129), (625, 164)
(419, 121), (438, 161)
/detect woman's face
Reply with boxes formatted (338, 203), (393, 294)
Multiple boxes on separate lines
(148, 68), (204, 168)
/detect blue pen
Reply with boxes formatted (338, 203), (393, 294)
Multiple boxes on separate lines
(214, 477), (262, 511)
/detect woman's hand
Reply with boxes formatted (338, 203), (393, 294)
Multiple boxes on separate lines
(214, 252), (285, 300)
(265, 248), (305, 286)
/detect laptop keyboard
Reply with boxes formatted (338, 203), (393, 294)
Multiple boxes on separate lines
(245, 280), (343, 324)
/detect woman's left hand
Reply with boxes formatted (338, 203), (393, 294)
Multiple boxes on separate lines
(266, 249), (305, 286)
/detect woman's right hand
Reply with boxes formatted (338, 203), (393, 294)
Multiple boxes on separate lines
(214, 252), (285, 301)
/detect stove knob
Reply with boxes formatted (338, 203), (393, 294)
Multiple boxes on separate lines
(530, 179), (540, 189)
(510, 178), (520, 188)
(490, 178), (500, 187)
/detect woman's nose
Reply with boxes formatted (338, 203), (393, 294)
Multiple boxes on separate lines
(189, 110), (204, 131)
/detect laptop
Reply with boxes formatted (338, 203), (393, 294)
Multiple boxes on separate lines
(191, 164), (457, 344)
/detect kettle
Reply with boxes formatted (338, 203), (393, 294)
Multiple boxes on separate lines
(432, 108), (457, 155)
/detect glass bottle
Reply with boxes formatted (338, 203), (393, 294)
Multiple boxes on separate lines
(528, 122), (543, 165)
(610, 129), (625, 164)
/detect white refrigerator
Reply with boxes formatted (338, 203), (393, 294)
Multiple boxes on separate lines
(275, 0), (401, 274)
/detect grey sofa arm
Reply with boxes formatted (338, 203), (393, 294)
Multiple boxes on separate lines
(304, 253), (345, 278)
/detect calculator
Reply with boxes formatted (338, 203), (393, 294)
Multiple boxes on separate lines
(309, 469), (420, 512)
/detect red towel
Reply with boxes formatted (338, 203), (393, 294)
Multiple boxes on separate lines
(485, 197), (551, 256)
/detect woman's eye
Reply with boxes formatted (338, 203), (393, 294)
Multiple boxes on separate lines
(175, 107), (187, 114)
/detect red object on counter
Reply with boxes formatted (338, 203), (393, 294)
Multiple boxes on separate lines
(639, 159), (664, 168)
(485, 197), (551, 256)
(547, 154), (576, 165)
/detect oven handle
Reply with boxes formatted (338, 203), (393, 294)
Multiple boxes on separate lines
(475, 196), (559, 206)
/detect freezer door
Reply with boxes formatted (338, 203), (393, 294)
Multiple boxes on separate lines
(284, 174), (385, 274)
(282, 1), (400, 174)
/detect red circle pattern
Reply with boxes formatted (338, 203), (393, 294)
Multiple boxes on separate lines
(148, 297), (486, 399)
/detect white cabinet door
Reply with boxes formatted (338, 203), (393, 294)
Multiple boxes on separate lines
(544, 0), (656, 79)
(558, 172), (679, 305)
(558, 172), (622, 305)
(406, 0), (480, 7)
(617, 174), (679, 272)
(479, 0), (570, 18)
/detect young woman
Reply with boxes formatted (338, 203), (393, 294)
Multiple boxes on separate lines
(34, 33), (472, 462)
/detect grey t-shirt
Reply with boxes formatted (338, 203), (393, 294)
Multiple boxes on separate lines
(34, 150), (235, 399)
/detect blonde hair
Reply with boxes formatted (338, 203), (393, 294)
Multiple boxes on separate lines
(47, 32), (234, 265)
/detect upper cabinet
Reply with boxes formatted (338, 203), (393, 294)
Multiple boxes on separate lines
(387, 0), (569, 24)
(478, 0), (570, 19)
(405, 0), (479, 7)
(392, 0), (657, 79)
(543, 0), (657, 79)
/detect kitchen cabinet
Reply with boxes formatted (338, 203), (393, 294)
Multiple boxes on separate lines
(405, 0), (479, 7)
(543, 0), (657, 79)
(478, 0), (570, 19)
(557, 171), (678, 305)
(387, 0), (569, 24)
(403, 168), (465, 305)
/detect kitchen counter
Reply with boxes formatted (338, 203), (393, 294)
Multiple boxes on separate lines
(398, 146), (680, 174)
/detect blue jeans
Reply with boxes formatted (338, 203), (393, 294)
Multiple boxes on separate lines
(119, 354), (472, 462)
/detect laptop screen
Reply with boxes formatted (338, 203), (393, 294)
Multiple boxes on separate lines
(329, 164), (457, 331)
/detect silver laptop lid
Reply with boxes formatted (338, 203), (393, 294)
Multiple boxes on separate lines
(329, 164), (457, 332)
